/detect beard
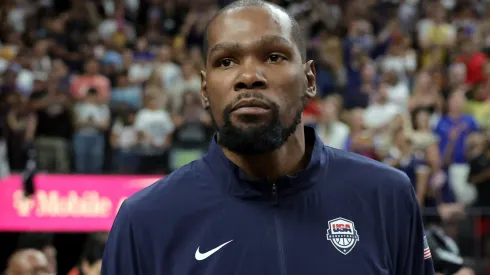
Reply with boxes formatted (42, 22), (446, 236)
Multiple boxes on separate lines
(208, 93), (305, 156)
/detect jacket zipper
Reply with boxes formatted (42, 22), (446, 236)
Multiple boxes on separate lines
(271, 182), (279, 206)
(272, 183), (286, 275)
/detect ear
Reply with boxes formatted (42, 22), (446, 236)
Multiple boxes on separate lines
(200, 71), (210, 110)
(304, 60), (317, 99)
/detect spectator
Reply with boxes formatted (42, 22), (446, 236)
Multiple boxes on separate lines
(456, 37), (488, 87)
(316, 97), (350, 150)
(133, 92), (174, 174)
(364, 82), (402, 130)
(345, 108), (377, 160)
(435, 89), (479, 205)
(29, 78), (72, 173)
(382, 71), (410, 111)
(378, 34), (417, 84)
(388, 129), (431, 206)
(67, 234), (105, 275)
(71, 59), (111, 103)
(169, 91), (212, 171)
(6, 93), (36, 171)
(73, 88), (110, 174)
(128, 37), (154, 84)
(110, 108), (139, 174)
(409, 71), (444, 127)
(16, 233), (57, 274)
(31, 39), (52, 81)
(110, 71), (143, 110)
(180, 60), (201, 95)
(154, 45), (184, 113)
(467, 129), (490, 258)
(0, 87), (10, 178)
(417, 1), (456, 69)
(4, 249), (50, 275)
(436, 89), (479, 167)
(468, 130), (490, 208)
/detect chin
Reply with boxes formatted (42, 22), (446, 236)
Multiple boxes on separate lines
(232, 120), (270, 131)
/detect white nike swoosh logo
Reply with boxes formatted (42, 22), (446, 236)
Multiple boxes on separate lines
(195, 240), (233, 261)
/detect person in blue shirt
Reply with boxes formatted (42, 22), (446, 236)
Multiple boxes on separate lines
(435, 89), (479, 166)
(101, 1), (435, 274)
(434, 89), (479, 204)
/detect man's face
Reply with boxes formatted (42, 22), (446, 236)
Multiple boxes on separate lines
(202, 5), (316, 155)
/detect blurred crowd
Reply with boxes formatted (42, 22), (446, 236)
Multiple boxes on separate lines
(1, 0), (490, 274)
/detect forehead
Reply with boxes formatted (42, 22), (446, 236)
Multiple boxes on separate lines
(207, 5), (294, 50)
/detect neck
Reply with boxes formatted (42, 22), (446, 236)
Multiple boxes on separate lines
(221, 126), (309, 181)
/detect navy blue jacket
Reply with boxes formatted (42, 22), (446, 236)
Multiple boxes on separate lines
(102, 127), (435, 275)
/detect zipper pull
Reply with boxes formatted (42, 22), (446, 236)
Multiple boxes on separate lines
(271, 183), (279, 206)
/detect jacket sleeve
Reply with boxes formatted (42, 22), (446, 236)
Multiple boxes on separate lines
(101, 201), (141, 275)
(397, 176), (435, 275)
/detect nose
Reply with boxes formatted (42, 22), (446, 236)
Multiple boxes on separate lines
(234, 60), (267, 91)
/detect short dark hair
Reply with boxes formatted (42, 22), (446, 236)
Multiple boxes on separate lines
(81, 235), (106, 265)
(202, 0), (306, 63)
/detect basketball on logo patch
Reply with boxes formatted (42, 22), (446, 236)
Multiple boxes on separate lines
(326, 217), (359, 255)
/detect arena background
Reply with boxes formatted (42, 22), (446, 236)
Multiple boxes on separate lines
(0, 0), (490, 274)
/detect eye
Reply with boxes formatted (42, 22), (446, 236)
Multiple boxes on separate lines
(217, 58), (237, 68)
(267, 54), (286, 64)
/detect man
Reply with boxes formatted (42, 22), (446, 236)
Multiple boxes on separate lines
(5, 249), (50, 275)
(102, 1), (435, 274)
(16, 233), (57, 274)
(67, 234), (106, 275)
(316, 97), (349, 150)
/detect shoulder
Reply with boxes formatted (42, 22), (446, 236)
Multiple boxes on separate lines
(122, 158), (212, 220)
(325, 147), (412, 194)
(124, 162), (200, 208)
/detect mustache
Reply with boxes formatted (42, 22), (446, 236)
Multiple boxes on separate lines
(225, 92), (276, 113)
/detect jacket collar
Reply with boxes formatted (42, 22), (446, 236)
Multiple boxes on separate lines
(204, 126), (328, 200)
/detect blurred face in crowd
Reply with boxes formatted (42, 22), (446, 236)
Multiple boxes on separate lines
(7, 249), (50, 275)
(181, 61), (196, 78)
(144, 93), (160, 110)
(136, 37), (149, 52)
(449, 63), (466, 86)
(51, 59), (68, 78)
(33, 40), (49, 57)
(158, 46), (172, 63)
(190, 46), (204, 66)
(414, 109), (431, 131)
(432, 4), (446, 23)
(81, 259), (102, 275)
(461, 39), (477, 55)
(417, 72), (431, 89)
(447, 90), (466, 115)
(201, 4), (316, 155)
(85, 60), (100, 75)
(320, 99), (338, 124)
(349, 108), (365, 133)
(361, 62), (376, 82)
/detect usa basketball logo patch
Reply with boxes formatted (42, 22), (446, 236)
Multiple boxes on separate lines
(326, 217), (359, 255)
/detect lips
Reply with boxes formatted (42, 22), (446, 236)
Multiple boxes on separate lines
(231, 99), (271, 112)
